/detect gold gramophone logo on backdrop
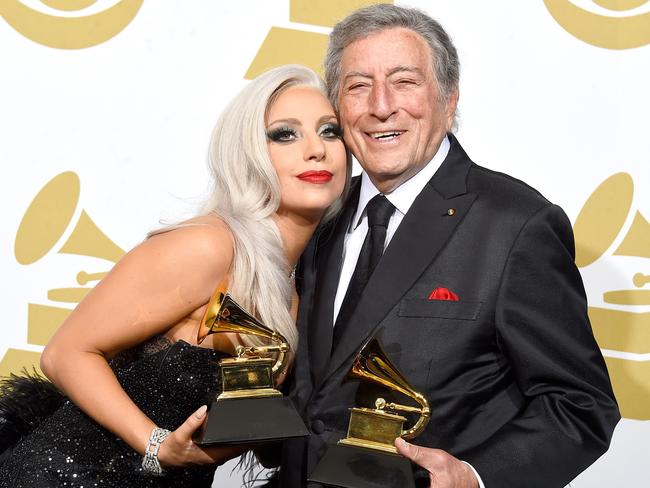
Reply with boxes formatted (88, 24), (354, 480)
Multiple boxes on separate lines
(0, 0), (143, 49)
(544, 0), (650, 49)
(245, 0), (392, 79)
(0, 172), (125, 377)
(574, 172), (650, 419)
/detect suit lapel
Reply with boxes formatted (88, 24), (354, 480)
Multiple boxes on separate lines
(308, 180), (360, 386)
(323, 134), (478, 383)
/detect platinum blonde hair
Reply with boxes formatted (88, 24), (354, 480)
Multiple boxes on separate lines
(149, 66), (350, 352)
(325, 4), (460, 126)
(200, 64), (350, 352)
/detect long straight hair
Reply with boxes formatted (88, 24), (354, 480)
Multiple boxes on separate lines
(154, 65), (350, 351)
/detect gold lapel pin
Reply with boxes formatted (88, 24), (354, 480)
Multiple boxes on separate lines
(446, 208), (456, 216)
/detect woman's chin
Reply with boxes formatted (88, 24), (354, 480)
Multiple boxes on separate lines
(276, 204), (329, 224)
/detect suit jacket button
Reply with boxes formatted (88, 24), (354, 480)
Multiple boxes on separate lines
(311, 419), (325, 434)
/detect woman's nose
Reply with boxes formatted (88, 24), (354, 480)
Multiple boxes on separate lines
(304, 134), (326, 162)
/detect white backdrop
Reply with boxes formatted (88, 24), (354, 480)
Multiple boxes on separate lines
(1, 1), (648, 486)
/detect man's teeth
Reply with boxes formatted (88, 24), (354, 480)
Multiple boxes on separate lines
(370, 131), (402, 140)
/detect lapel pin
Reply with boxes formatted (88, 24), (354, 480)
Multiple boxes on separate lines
(446, 208), (456, 216)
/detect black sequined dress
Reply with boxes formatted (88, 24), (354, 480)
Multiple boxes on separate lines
(0, 337), (226, 487)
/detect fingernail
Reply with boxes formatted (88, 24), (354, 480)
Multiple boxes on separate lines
(395, 437), (407, 449)
(195, 405), (207, 419)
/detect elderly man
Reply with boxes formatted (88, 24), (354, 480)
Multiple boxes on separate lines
(274, 4), (620, 488)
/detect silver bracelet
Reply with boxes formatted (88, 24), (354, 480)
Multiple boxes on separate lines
(142, 426), (171, 476)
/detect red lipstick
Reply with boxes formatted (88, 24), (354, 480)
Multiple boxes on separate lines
(297, 170), (333, 184)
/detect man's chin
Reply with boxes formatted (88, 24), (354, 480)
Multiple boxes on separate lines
(366, 169), (415, 194)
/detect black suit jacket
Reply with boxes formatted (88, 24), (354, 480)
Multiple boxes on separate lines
(276, 135), (619, 488)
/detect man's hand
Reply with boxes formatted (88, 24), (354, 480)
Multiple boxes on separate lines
(395, 438), (479, 488)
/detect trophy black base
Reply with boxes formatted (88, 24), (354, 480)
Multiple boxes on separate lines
(308, 444), (415, 488)
(193, 396), (309, 446)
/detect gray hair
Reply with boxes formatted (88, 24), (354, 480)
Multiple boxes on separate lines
(325, 4), (459, 113)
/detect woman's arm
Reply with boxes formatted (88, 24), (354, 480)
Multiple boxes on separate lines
(41, 220), (236, 465)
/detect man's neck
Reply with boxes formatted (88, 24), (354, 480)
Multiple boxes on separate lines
(355, 135), (451, 222)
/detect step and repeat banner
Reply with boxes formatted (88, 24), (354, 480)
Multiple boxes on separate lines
(1, 1), (648, 486)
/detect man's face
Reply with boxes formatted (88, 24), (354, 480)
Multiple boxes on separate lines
(338, 27), (457, 193)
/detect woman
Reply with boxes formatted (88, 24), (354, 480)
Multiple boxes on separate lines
(0, 64), (350, 487)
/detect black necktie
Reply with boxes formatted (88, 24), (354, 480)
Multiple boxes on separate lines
(332, 194), (395, 350)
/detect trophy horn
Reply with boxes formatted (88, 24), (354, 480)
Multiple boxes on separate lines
(197, 279), (289, 374)
(348, 337), (430, 439)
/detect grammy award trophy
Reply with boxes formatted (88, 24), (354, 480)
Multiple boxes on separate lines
(193, 280), (308, 446)
(309, 337), (431, 488)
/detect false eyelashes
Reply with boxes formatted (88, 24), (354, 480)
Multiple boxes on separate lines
(266, 123), (342, 143)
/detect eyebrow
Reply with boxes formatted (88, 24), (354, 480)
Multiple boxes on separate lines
(267, 117), (301, 126)
(319, 114), (338, 124)
(267, 115), (338, 127)
(388, 66), (425, 77)
(343, 66), (425, 82)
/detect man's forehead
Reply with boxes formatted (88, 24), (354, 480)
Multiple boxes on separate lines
(339, 27), (433, 74)
(343, 66), (426, 81)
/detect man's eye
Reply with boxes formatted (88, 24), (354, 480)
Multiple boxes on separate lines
(320, 123), (343, 139)
(347, 83), (368, 91)
(396, 78), (417, 86)
(267, 127), (297, 143)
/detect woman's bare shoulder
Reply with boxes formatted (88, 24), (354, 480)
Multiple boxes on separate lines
(148, 215), (233, 258)
(179, 214), (231, 232)
(132, 215), (235, 288)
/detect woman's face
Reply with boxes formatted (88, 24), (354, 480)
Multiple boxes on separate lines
(266, 85), (347, 221)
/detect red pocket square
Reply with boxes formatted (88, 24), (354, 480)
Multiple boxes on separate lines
(428, 287), (459, 301)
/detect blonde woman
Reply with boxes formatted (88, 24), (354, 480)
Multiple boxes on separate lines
(0, 64), (350, 487)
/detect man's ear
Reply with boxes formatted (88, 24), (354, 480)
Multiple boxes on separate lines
(445, 89), (459, 128)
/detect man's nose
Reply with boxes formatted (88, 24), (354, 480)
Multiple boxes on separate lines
(368, 83), (397, 121)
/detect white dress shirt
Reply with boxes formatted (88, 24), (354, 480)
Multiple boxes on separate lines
(331, 135), (486, 488)
(332, 136), (450, 322)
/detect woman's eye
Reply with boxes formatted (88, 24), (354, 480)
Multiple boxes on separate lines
(267, 127), (297, 143)
(320, 123), (342, 139)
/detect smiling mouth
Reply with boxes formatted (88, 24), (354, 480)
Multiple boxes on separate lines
(366, 130), (405, 141)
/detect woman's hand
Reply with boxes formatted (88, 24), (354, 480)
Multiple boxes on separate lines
(157, 405), (249, 467)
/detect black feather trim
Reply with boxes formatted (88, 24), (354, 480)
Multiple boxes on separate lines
(0, 369), (65, 456)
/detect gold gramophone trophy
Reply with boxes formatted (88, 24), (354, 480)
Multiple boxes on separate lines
(193, 281), (308, 446)
(309, 337), (430, 488)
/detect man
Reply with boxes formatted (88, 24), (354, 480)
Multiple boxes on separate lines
(275, 5), (620, 487)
